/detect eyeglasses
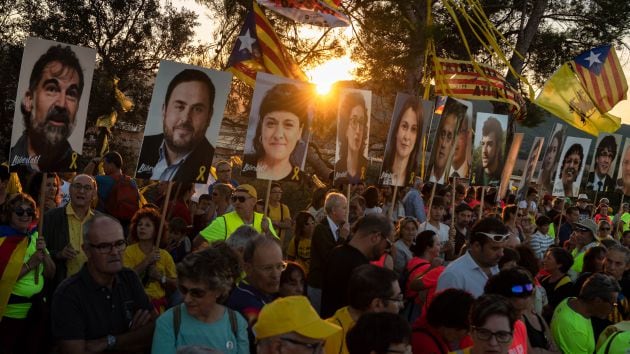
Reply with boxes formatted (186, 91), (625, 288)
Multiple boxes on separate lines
(511, 283), (534, 295)
(256, 261), (288, 274)
(383, 294), (404, 304)
(231, 195), (251, 203)
(476, 232), (510, 242)
(13, 207), (35, 217)
(386, 345), (412, 354)
(178, 284), (209, 298)
(71, 183), (93, 192)
(88, 239), (127, 254)
(279, 337), (324, 354)
(574, 226), (591, 232)
(599, 227), (611, 231)
(472, 326), (513, 343)
(516, 213), (526, 217)
(349, 115), (366, 130)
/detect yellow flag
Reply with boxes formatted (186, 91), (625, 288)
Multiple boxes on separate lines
(534, 63), (621, 137)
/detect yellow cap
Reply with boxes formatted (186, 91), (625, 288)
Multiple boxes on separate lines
(235, 184), (257, 199)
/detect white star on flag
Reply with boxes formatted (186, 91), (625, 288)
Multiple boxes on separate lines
(585, 50), (602, 68)
(238, 29), (256, 53)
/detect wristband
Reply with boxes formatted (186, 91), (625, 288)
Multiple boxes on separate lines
(24, 262), (31, 272)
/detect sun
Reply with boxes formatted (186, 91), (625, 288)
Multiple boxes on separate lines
(306, 57), (357, 95)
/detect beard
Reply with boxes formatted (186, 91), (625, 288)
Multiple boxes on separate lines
(25, 105), (74, 155)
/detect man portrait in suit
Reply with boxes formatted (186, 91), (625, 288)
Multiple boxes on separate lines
(136, 68), (215, 182)
(474, 116), (504, 186)
(586, 135), (617, 192)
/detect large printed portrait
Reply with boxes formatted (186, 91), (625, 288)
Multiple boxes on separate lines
(584, 133), (622, 193)
(516, 137), (545, 200)
(9, 37), (96, 173)
(552, 136), (591, 197)
(426, 97), (468, 184)
(334, 88), (372, 184)
(616, 138), (630, 196)
(537, 123), (566, 195)
(241, 72), (314, 182)
(135, 60), (231, 183)
(378, 93), (429, 187)
(497, 133), (524, 202)
(471, 112), (508, 186)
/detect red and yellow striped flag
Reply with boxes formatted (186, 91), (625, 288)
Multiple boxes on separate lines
(572, 45), (627, 113)
(0, 234), (28, 320)
(227, 2), (307, 87)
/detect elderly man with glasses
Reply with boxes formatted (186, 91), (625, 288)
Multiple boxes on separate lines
(194, 184), (277, 249)
(51, 214), (155, 353)
(43, 173), (98, 293)
(436, 217), (509, 298)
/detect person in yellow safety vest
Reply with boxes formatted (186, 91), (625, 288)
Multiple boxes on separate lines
(193, 184), (277, 249)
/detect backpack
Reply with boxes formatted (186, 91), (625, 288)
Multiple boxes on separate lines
(399, 261), (430, 297)
(105, 174), (139, 221)
(173, 304), (238, 343)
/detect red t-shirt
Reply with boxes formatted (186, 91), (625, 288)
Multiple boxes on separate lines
(411, 317), (473, 354)
(508, 320), (528, 354)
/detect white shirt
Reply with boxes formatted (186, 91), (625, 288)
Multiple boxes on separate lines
(436, 251), (499, 297)
(450, 161), (468, 179)
(419, 221), (450, 243)
(151, 140), (192, 181)
(326, 216), (340, 242)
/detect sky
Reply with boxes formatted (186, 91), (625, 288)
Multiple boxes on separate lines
(176, 0), (630, 124)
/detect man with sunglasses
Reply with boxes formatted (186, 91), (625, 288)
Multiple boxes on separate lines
(436, 217), (509, 297)
(551, 273), (621, 354)
(321, 214), (394, 318)
(52, 214), (155, 353)
(255, 296), (341, 354)
(569, 219), (599, 277)
(43, 174), (98, 294)
(194, 184), (277, 248)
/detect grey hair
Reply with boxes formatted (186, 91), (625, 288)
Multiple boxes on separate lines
(227, 225), (260, 251)
(242, 234), (281, 263)
(82, 213), (123, 243)
(578, 273), (621, 301)
(324, 192), (347, 215)
(607, 244), (630, 264)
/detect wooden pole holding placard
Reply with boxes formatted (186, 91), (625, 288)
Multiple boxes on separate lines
(591, 189), (599, 218)
(346, 184), (352, 223)
(263, 180), (272, 218)
(556, 199), (565, 246)
(479, 186), (485, 221)
(616, 194), (625, 240)
(35, 173), (47, 285)
(451, 178), (457, 225)
(155, 182), (174, 248)
(426, 182), (438, 218)
(388, 186), (398, 220)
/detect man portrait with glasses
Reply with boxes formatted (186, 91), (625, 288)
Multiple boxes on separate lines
(194, 184), (277, 249)
(255, 296), (341, 354)
(586, 135), (618, 192)
(52, 214), (155, 353)
(436, 217), (509, 297)
(334, 91), (370, 184)
(43, 174), (98, 292)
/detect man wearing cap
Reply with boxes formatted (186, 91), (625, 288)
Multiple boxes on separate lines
(576, 194), (591, 221)
(569, 218), (599, 278)
(558, 206), (580, 247)
(193, 184), (277, 248)
(254, 296), (341, 354)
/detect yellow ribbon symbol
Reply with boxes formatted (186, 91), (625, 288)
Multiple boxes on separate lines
(408, 172), (415, 185)
(69, 152), (78, 170)
(196, 166), (207, 182)
(360, 167), (366, 180)
(291, 167), (300, 181)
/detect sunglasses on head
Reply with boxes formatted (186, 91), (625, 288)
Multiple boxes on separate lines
(476, 232), (510, 242)
(511, 283), (534, 295)
(231, 195), (250, 203)
(13, 207), (35, 217)
(574, 225), (590, 232)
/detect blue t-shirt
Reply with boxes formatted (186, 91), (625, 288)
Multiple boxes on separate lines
(152, 305), (249, 354)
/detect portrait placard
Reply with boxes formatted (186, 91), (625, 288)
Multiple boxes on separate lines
(552, 136), (592, 197)
(9, 37), (96, 173)
(516, 137), (545, 201)
(497, 133), (524, 201)
(333, 88), (372, 184)
(537, 123), (566, 195)
(471, 112), (508, 186)
(378, 93), (428, 187)
(135, 60), (231, 183)
(241, 72), (314, 182)
(584, 133), (622, 193)
(615, 138), (630, 196)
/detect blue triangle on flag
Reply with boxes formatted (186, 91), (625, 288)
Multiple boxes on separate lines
(227, 10), (261, 67)
(574, 45), (611, 75)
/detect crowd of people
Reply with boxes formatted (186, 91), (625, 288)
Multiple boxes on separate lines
(1, 154), (630, 354)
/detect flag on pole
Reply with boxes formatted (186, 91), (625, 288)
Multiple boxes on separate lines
(257, 0), (350, 27)
(227, 2), (308, 87)
(534, 63), (621, 137)
(572, 45), (627, 113)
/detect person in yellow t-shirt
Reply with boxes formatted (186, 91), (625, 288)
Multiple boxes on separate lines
(123, 208), (176, 313)
(287, 211), (315, 275)
(267, 183), (292, 246)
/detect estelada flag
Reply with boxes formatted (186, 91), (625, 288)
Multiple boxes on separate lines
(534, 63), (621, 137)
(227, 2), (308, 87)
(257, 0), (350, 27)
(572, 45), (627, 113)
(0, 232), (28, 320)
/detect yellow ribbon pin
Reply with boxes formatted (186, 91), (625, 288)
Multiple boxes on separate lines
(196, 166), (207, 182)
(69, 152), (78, 170)
(408, 172), (415, 185)
(291, 167), (300, 181)
(360, 167), (366, 180)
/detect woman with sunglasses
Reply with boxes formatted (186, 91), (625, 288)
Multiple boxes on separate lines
(465, 294), (518, 354)
(0, 193), (55, 354)
(152, 242), (248, 354)
(123, 207), (177, 313)
(485, 267), (560, 354)
(287, 211), (315, 276)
